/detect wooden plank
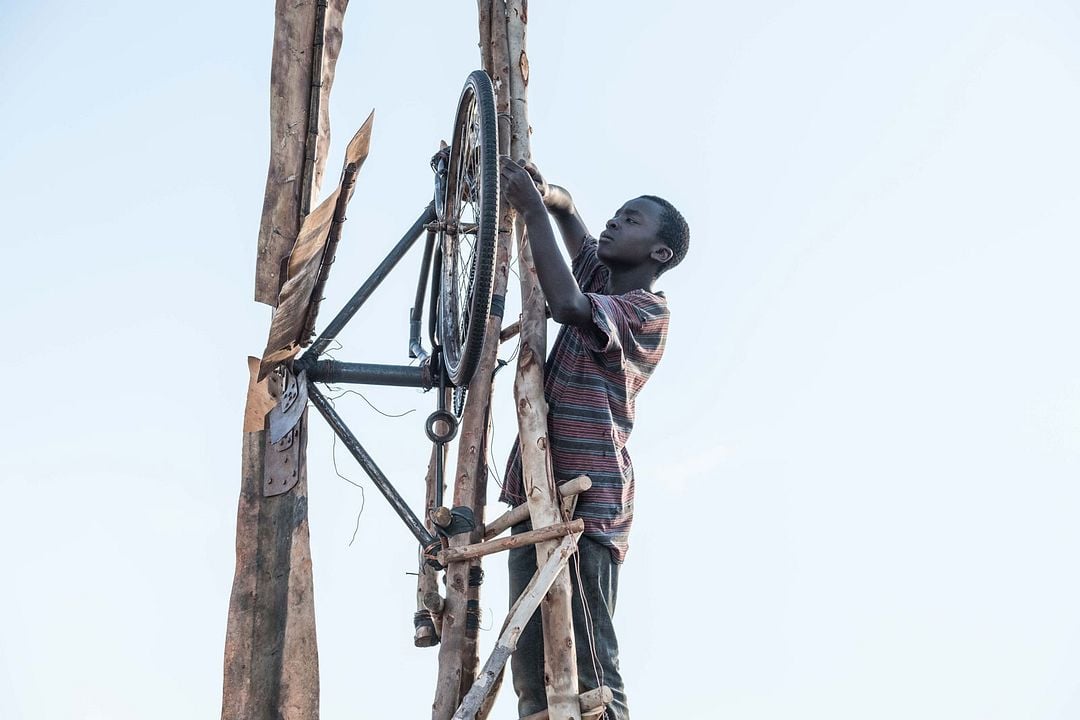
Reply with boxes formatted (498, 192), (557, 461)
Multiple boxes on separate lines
(254, 0), (350, 306)
(223, 362), (318, 720)
(259, 114), (374, 378)
(483, 476), (590, 540)
(438, 520), (584, 566)
(505, 0), (581, 717)
(431, 3), (514, 717)
(226, 3), (350, 717)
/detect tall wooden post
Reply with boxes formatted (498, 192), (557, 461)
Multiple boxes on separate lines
(223, 2), (349, 719)
(430, 4), (516, 716)
(506, 1), (582, 719)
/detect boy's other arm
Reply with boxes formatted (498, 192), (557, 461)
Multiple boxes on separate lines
(501, 158), (593, 327)
(542, 184), (590, 259)
(522, 163), (590, 259)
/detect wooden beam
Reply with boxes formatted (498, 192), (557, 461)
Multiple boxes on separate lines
(505, 1), (582, 717)
(451, 533), (581, 720)
(254, 0), (350, 306)
(226, 3), (349, 718)
(483, 476), (591, 540)
(439, 520), (584, 566)
(431, 3), (517, 714)
(222, 361), (318, 720)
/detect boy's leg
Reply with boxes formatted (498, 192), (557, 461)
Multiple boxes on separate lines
(570, 536), (627, 720)
(508, 522), (547, 719)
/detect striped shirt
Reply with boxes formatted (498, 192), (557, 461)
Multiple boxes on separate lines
(499, 237), (670, 563)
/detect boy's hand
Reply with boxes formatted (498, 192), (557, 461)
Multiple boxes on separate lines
(499, 156), (546, 214)
(521, 161), (551, 205)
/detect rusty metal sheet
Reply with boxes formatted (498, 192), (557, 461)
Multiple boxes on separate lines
(254, 0), (349, 306)
(259, 113), (374, 378)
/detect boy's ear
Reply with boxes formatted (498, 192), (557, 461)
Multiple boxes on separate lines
(651, 245), (674, 264)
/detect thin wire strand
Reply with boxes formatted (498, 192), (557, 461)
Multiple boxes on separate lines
(571, 544), (605, 703)
(326, 388), (416, 418)
(324, 393), (367, 546)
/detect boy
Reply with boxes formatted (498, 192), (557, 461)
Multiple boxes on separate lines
(498, 157), (690, 720)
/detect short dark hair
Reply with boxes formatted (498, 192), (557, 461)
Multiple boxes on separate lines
(638, 195), (689, 277)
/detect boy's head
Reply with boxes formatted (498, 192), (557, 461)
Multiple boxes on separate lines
(597, 195), (690, 279)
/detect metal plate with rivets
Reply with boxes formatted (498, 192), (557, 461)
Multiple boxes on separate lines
(264, 410), (305, 497)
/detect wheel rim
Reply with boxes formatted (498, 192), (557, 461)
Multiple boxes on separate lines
(443, 90), (482, 375)
(438, 70), (497, 388)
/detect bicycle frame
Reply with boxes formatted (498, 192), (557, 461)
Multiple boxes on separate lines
(294, 198), (453, 555)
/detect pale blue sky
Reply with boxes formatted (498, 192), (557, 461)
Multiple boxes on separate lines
(2, 1), (1080, 719)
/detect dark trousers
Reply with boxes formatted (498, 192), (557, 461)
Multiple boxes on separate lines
(508, 523), (628, 720)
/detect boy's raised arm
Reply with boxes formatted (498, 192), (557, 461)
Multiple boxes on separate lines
(501, 157), (592, 327)
(522, 163), (590, 259)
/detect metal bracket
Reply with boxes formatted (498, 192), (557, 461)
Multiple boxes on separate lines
(264, 412), (304, 497)
(269, 369), (309, 444)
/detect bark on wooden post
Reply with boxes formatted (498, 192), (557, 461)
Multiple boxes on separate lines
(224, 361), (319, 720)
(224, 3), (348, 719)
(255, 0), (349, 306)
(506, 1), (582, 718)
(430, 5), (514, 717)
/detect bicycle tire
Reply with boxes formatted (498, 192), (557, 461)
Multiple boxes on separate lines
(438, 70), (499, 387)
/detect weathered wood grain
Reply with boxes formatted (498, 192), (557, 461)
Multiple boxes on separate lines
(438, 520), (584, 566)
(259, 113), (374, 378)
(431, 4), (512, 718)
(451, 533), (580, 720)
(254, 0), (350, 306)
(224, 362), (318, 720)
(483, 476), (590, 540)
(506, 1), (582, 717)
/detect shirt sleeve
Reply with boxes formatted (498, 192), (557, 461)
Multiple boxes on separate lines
(577, 292), (666, 370)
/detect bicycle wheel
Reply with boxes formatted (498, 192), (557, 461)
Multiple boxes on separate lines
(438, 70), (499, 387)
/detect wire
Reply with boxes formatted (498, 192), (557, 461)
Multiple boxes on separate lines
(326, 387), (416, 418)
(324, 393), (367, 546)
(571, 544), (605, 707)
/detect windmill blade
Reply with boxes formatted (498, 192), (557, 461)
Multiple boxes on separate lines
(259, 113), (374, 380)
(253, 0), (349, 306)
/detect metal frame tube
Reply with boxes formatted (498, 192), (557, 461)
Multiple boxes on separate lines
(305, 203), (436, 360)
(409, 229), (437, 363)
(307, 381), (435, 548)
(306, 360), (432, 388)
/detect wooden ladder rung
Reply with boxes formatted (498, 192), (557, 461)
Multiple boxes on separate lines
(437, 519), (584, 566)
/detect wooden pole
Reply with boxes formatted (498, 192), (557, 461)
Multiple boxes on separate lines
(255, 0), (349, 306)
(450, 533), (581, 720)
(224, 2), (348, 718)
(431, 3), (515, 716)
(505, 1), (582, 718)
(483, 476), (591, 540)
(438, 520), (584, 566)
(224, 362), (319, 720)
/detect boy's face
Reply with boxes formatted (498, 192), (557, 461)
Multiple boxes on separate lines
(597, 197), (671, 270)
